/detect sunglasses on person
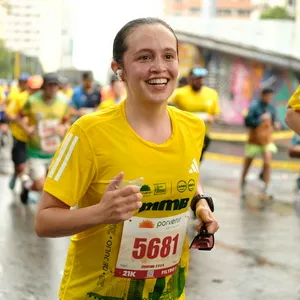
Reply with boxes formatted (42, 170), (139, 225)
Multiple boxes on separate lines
(191, 68), (208, 78)
(189, 224), (214, 251)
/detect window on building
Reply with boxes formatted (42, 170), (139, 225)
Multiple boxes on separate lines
(217, 9), (232, 16)
(238, 9), (250, 16)
(189, 7), (201, 14)
(174, 11), (182, 16)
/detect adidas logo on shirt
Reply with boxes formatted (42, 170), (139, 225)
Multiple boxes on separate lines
(189, 158), (199, 174)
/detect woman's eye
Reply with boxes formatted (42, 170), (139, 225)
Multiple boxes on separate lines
(165, 54), (174, 60)
(139, 55), (151, 61)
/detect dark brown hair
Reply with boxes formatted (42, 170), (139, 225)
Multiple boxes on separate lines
(113, 17), (178, 66)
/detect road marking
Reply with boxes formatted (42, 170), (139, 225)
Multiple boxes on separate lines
(205, 152), (300, 172)
(210, 130), (294, 142)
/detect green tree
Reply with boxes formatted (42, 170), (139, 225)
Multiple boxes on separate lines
(0, 40), (13, 78)
(260, 6), (294, 20)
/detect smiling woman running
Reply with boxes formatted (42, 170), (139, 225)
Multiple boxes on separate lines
(35, 18), (219, 300)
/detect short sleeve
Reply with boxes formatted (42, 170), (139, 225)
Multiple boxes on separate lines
(20, 99), (31, 116)
(212, 91), (221, 115)
(43, 123), (96, 207)
(6, 98), (17, 115)
(288, 86), (300, 111)
(196, 119), (205, 158)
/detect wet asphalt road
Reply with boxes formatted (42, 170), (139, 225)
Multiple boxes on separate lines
(1, 159), (300, 300)
(209, 140), (291, 161)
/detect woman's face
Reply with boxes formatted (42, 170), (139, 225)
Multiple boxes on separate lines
(122, 24), (179, 104)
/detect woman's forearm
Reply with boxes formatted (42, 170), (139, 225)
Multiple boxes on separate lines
(35, 204), (103, 238)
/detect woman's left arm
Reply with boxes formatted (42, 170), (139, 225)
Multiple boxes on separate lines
(194, 176), (220, 234)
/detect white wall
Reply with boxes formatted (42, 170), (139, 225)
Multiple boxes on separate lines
(4, 0), (65, 72)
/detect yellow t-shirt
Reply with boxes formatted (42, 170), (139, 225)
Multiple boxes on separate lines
(7, 87), (20, 105)
(6, 90), (29, 142)
(169, 85), (220, 132)
(43, 101), (205, 300)
(0, 86), (6, 102)
(288, 86), (300, 111)
(59, 88), (73, 102)
(21, 91), (69, 159)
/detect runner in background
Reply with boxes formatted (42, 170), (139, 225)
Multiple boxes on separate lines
(4, 80), (13, 98)
(35, 18), (219, 300)
(178, 76), (188, 88)
(0, 82), (11, 172)
(7, 73), (30, 105)
(241, 88), (281, 199)
(6, 75), (43, 191)
(285, 85), (300, 134)
(59, 76), (73, 103)
(168, 67), (220, 161)
(17, 73), (69, 204)
(0, 81), (6, 122)
(99, 73), (126, 109)
(69, 71), (101, 121)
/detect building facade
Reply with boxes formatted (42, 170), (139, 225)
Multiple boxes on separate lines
(3, 0), (73, 73)
(164, 0), (253, 19)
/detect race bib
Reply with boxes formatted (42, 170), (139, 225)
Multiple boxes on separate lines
(38, 119), (61, 153)
(115, 211), (189, 279)
(193, 112), (208, 121)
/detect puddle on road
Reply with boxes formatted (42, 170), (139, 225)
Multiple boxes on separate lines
(241, 193), (296, 216)
(216, 241), (300, 277)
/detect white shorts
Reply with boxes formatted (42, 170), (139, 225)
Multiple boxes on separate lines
(27, 158), (52, 181)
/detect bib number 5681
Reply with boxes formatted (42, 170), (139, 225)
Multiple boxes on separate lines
(132, 234), (179, 260)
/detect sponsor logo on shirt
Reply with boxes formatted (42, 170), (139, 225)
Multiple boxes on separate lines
(138, 198), (189, 213)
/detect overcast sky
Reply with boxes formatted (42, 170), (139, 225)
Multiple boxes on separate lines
(67, 0), (164, 83)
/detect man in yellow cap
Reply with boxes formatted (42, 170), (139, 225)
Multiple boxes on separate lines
(169, 66), (220, 161)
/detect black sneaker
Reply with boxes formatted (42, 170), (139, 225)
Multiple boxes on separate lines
(20, 187), (29, 205)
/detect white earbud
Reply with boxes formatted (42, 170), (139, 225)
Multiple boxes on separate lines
(116, 69), (122, 81)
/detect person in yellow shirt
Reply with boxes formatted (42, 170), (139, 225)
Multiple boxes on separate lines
(0, 81), (9, 147)
(285, 86), (300, 134)
(17, 73), (69, 204)
(6, 73), (30, 105)
(6, 75), (43, 190)
(99, 74), (126, 109)
(0, 82), (6, 123)
(169, 67), (220, 161)
(0, 80), (6, 102)
(35, 18), (219, 300)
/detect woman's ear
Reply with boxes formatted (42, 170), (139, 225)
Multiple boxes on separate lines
(111, 61), (120, 75)
(111, 61), (124, 81)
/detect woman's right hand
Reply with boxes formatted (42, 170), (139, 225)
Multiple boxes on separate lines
(96, 172), (143, 224)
